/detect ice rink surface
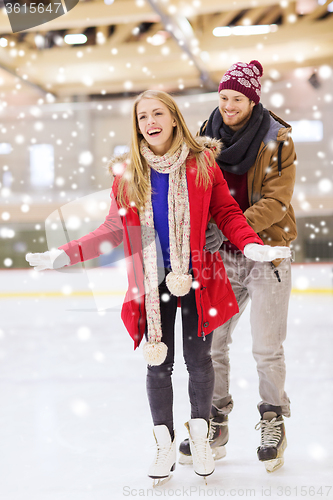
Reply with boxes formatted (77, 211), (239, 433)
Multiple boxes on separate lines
(0, 266), (332, 500)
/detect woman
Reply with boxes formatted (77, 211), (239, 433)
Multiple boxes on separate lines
(26, 90), (290, 485)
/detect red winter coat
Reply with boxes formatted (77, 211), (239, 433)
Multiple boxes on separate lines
(59, 143), (263, 349)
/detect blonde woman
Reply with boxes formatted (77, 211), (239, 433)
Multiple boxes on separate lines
(26, 90), (290, 485)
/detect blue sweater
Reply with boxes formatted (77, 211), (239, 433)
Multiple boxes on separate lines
(151, 169), (192, 270)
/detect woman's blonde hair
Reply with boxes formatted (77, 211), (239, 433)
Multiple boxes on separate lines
(117, 90), (214, 208)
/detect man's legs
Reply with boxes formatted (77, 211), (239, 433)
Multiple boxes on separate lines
(211, 250), (250, 414)
(246, 258), (291, 472)
(213, 254), (291, 416)
(246, 258), (291, 417)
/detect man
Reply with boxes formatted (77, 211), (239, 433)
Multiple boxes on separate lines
(179, 60), (297, 472)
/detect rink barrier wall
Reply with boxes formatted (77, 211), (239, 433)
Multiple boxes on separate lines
(0, 263), (332, 297)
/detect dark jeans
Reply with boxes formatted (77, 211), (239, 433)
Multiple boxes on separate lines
(146, 270), (215, 438)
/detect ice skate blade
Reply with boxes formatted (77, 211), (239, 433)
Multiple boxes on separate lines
(179, 446), (226, 465)
(264, 457), (284, 473)
(195, 471), (214, 485)
(195, 468), (215, 482)
(150, 463), (175, 487)
(152, 475), (172, 487)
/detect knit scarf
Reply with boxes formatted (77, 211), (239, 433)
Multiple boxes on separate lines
(204, 103), (271, 175)
(139, 140), (191, 366)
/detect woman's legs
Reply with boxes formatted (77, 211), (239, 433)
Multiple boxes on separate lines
(146, 273), (214, 438)
(146, 275), (178, 439)
(181, 287), (214, 422)
(181, 287), (215, 477)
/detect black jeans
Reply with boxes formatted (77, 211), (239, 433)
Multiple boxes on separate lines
(146, 270), (215, 438)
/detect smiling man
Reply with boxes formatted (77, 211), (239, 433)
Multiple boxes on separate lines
(179, 60), (297, 473)
(219, 89), (255, 131)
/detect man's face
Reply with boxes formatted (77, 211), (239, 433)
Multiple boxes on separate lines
(218, 89), (255, 131)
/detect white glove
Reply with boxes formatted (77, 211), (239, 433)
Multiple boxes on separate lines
(25, 249), (70, 271)
(243, 243), (291, 262)
(205, 222), (226, 254)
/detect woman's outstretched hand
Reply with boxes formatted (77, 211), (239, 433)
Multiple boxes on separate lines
(25, 249), (70, 271)
(244, 243), (291, 262)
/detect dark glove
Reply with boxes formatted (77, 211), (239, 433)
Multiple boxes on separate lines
(205, 222), (226, 254)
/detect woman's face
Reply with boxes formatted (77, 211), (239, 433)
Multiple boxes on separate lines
(136, 98), (176, 156)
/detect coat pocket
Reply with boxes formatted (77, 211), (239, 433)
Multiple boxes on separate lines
(202, 257), (230, 306)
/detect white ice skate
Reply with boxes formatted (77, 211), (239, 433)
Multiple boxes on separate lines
(185, 418), (215, 483)
(148, 425), (176, 487)
(179, 414), (228, 464)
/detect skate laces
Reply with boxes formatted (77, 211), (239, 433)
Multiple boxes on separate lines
(191, 435), (210, 461)
(255, 417), (282, 447)
(208, 419), (227, 441)
(153, 442), (172, 465)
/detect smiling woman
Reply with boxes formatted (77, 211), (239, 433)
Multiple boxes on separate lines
(136, 99), (176, 156)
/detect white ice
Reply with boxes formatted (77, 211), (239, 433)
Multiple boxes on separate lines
(0, 266), (332, 500)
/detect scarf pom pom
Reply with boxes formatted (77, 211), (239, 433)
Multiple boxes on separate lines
(166, 272), (192, 297)
(143, 341), (168, 366)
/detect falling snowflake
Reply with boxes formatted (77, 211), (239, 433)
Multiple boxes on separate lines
(70, 399), (90, 417)
(318, 179), (332, 194)
(79, 151), (93, 166)
(77, 326), (91, 341)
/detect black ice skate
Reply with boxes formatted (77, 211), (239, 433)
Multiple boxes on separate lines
(255, 404), (287, 473)
(179, 409), (228, 465)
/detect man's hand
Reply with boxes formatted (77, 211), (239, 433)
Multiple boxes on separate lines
(244, 243), (291, 262)
(205, 222), (226, 254)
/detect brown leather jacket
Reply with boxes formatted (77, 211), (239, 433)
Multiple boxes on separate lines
(202, 110), (297, 266)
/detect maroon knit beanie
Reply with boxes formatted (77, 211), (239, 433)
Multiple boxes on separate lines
(218, 60), (263, 105)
